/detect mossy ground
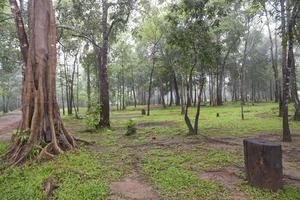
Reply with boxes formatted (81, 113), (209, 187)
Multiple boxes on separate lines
(0, 103), (299, 199)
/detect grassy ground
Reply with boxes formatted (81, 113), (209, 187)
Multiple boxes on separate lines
(0, 103), (300, 199)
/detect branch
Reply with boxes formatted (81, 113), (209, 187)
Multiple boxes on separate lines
(107, 6), (132, 38)
(57, 24), (100, 49)
(0, 16), (13, 23)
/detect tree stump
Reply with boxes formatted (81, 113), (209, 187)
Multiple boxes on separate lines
(243, 139), (283, 191)
(141, 109), (146, 115)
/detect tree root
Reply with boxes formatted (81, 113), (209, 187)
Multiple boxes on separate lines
(74, 137), (96, 145)
(43, 179), (56, 200)
(3, 129), (76, 165)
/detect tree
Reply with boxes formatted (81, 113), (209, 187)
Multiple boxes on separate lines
(279, 0), (299, 142)
(57, 0), (134, 128)
(136, 9), (163, 116)
(4, 0), (75, 165)
(167, 0), (218, 134)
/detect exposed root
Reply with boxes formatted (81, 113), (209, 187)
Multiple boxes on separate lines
(3, 128), (76, 165)
(3, 141), (33, 165)
(40, 143), (55, 160)
(43, 179), (56, 200)
(74, 137), (96, 145)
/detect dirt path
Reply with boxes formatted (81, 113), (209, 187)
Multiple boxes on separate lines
(108, 171), (160, 200)
(0, 111), (21, 141)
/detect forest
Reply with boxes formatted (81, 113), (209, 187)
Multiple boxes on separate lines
(0, 0), (300, 199)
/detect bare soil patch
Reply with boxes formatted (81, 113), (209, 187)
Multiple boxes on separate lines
(198, 166), (247, 200)
(255, 112), (273, 118)
(137, 121), (177, 127)
(0, 111), (21, 141)
(109, 172), (160, 200)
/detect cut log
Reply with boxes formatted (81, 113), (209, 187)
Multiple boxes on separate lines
(243, 139), (283, 191)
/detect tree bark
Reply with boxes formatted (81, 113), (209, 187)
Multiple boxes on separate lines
(5, 0), (75, 165)
(280, 0), (292, 142)
(288, 3), (300, 120)
(98, 0), (110, 127)
(244, 139), (283, 192)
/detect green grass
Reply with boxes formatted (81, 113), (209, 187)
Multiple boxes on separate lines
(0, 142), (8, 154)
(0, 103), (299, 199)
(241, 185), (300, 200)
(0, 150), (106, 200)
(141, 148), (231, 199)
(0, 144), (132, 200)
(114, 103), (300, 137)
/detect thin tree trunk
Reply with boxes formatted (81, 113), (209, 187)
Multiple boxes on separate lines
(264, 6), (280, 103)
(217, 48), (231, 106)
(147, 60), (155, 116)
(180, 75), (185, 115)
(131, 69), (137, 108)
(86, 64), (91, 112)
(193, 76), (205, 135)
(76, 57), (79, 113)
(173, 70), (180, 106)
(169, 81), (173, 106)
(122, 65), (125, 110)
(240, 18), (250, 120)
(60, 69), (65, 115)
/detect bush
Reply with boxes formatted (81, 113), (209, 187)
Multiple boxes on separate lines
(85, 99), (101, 130)
(126, 119), (137, 136)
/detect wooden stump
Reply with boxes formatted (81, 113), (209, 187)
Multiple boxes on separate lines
(243, 139), (283, 191)
(141, 109), (146, 115)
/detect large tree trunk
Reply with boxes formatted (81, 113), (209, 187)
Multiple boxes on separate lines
(280, 0), (292, 142)
(288, 3), (300, 121)
(4, 0), (75, 165)
(98, 0), (110, 127)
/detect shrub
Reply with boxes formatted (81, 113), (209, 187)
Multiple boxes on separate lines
(126, 119), (137, 136)
(85, 99), (101, 130)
